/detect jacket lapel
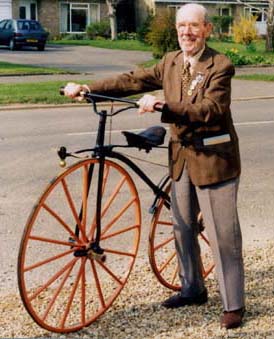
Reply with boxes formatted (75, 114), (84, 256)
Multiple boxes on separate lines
(170, 51), (183, 102)
(188, 46), (214, 101)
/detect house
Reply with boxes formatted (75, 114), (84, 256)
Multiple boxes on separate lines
(0, 0), (269, 38)
(136, 0), (269, 35)
(0, 0), (135, 37)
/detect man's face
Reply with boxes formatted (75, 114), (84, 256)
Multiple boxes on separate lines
(176, 7), (212, 57)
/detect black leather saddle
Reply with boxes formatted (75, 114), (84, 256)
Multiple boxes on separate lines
(122, 125), (166, 152)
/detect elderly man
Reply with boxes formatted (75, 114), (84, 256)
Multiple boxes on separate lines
(64, 3), (245, 329)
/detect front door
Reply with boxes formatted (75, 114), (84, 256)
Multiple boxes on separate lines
(19, 0), (37, 20)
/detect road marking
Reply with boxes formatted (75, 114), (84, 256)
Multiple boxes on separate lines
(235, 120), (274, 126)
(67, 120), (274, 136)
(67, 128), (145, 136)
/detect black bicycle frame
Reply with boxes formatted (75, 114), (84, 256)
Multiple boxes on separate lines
(61, 100), (170, 254)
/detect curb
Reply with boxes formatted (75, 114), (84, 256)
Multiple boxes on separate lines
(1, 95), (274, 111)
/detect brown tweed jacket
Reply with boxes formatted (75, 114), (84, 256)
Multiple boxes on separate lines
(88, 45), (241, 186)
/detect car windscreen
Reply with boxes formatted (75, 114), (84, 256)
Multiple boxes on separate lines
(17, 21), (42, 30)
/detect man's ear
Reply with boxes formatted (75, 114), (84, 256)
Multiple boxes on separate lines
(205, 22), (213, 38)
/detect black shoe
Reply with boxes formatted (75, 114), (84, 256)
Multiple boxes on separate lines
(162, 289), (208, 309)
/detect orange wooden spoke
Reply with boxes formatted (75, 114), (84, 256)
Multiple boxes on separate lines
(41, 257), (76, 321)
(154, 235), (174, 251)
(158, 251), (177, 273)
(157, 220), (173, 226)
(24, 248), (75, 272)
(103, 248), (136, 258)
(199, 231), (210, 245)
(149, 180), (215, 291)
(100, 224), (139, 241)
(87, 163), (111, 236)
(29, 235), (76, 247)
(101, 197), (136, 236)
(101, 163), (110, 195)
(81, 165), (89, 235)
(81, 258), (86, 326)
(171, 265), (179, 284)
(90, 259), (106, 308)
(61, 178), (88, 243)
(28, 258), (78, 302)
(18, 159), (141, 332)
(100, 176), (127, 219)
(96, 260), (124, 285)
(60, 259), (84, 328)
(41, 203), (82, 244)
(88, 175), (126, 239)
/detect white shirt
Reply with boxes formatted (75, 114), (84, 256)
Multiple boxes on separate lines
(183, 46), (205, 75)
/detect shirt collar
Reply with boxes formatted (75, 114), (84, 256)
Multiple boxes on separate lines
(183, 45), (205, 69)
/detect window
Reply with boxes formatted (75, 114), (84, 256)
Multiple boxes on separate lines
(30, 3), (36, 20)
(19, 6), (26, 19)
(60, 2), (99, 33)
(0, 20), (8, 29)
(219, 8), (231, 17)
(244, 7), (266, 22)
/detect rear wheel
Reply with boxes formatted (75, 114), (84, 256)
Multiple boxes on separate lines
(18, 159), (141, 333)
(37, 43), (45, 51)
(148, 182), (215, 291)
(9, 39), (17, 50)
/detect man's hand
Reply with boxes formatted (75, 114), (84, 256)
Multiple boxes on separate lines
(64, 82), (84, 101)
(137, 94), (164, 114)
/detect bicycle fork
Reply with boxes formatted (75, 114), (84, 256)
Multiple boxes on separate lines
(73, 110), (108, 262)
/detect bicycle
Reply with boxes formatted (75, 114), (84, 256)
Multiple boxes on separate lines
(17, 92), (214, 333)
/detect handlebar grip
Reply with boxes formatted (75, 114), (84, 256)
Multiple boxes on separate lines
(154, 103), (163, 113)
(60, 86), (65, 96)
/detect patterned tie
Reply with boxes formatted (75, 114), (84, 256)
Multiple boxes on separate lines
(181, 60), (191, 97)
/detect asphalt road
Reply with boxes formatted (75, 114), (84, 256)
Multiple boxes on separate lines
(1, 99), (274, 296)
(0, 44), (152, 78)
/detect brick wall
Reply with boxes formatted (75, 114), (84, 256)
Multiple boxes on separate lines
(38, 0), (59, 37)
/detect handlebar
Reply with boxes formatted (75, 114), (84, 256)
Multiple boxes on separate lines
(60, 86), (138, 106)
(59, 86), (163, 114)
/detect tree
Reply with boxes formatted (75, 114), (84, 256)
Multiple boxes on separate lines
(236, 0), (274, 52)
(106, 0), (123, 40)
(266, 0), (274, 51)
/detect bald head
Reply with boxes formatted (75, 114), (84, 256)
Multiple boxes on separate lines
(175, 3), (212, 57)
(176, 4), (209, 25)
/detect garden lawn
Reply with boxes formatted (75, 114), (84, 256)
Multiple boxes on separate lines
(0, 61), (75, 75)
(50, 39), (151, 51)
(0, 81), (83, 105)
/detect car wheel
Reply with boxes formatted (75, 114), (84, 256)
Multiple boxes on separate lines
(9, 39), (17, 51)
(37, 44), (45, 51)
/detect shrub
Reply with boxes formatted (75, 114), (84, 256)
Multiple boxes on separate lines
(146, 10), (179, 58)
(232, 15), (258, 46)
(136, 13), (154, 43)
(211, 15), (233, 38)
(225, 48), (270, 65)
(117, 31), (137, 40)
(86, 20), (110, 39)
(61, 33), (86, 40)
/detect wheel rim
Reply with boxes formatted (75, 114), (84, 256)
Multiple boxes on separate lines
(148, 182), (214, 291)
(9, 39), (14, 50)
(18, 159), (141, 333)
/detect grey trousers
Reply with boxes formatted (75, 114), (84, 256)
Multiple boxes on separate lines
(171, 167), (245, 311)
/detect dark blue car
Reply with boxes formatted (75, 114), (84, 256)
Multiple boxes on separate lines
(0, 19), (49, 51)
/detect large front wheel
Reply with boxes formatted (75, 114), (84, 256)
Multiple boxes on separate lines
(149, 182), (214, 291)
(18, 159), (141, 333)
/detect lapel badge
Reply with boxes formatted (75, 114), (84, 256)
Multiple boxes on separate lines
(188, 72), (205, 96)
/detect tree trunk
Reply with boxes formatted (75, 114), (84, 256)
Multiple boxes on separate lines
(106, 0), (119, 40)
(266, 0), (274, 51)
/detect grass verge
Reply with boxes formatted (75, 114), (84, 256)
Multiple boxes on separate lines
(235, 74), (274, 81)
(0, 81), (84, 105)
(0, 61), (75, 75)
(50, 39), (151, 51)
